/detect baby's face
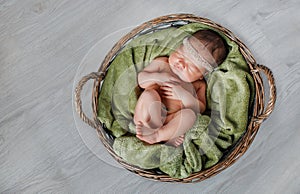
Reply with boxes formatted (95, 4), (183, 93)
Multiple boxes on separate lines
(169, 40), (209, 82)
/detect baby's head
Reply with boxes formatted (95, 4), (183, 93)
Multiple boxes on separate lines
(169, 29), (227, 82)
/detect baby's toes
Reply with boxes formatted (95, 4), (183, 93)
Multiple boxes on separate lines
(135, 122), (143, 135)
(136, 130), (142, 136)
(174, 141), (180, 147)
(176, 137), (184, 145)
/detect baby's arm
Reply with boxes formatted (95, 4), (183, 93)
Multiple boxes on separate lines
(182, 80), (206, 114)
(194, 80), (207, 113)
(138, 57), (180, 89)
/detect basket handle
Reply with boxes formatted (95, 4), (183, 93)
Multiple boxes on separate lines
(74, 71), (105, 129)
(252, 64), (276, 123)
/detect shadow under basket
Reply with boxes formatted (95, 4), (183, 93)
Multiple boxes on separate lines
(74, 14), (276, 183)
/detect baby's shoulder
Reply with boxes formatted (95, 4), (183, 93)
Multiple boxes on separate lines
(153, 56), (169, 64)
(152, 56), (170, 71)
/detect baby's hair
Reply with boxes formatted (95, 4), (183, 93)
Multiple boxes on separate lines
(190, 29), (228, 66)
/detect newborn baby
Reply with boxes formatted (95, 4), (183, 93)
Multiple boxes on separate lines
(134, 30), (227, 147)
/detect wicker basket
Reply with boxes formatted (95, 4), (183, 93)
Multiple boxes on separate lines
(74, 14), (276, 183)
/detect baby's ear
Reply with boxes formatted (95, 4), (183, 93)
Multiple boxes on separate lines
(174, 61), (185, 70)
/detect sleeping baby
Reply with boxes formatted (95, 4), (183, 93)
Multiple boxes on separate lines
(133, 29), (227, 147)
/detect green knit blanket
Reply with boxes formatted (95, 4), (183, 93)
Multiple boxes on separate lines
(97, 23), (255, 178)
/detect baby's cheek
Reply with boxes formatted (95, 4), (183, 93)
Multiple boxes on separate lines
(178, 73), (189, 82)
(185, 75), (195, 82)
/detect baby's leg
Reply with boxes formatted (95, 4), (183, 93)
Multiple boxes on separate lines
(157, 109), (196, 142)
(134, 89), (167, 131)
(136, 109), (196, 146)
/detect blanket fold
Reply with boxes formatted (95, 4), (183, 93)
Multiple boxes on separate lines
(98, 23), (254, 178)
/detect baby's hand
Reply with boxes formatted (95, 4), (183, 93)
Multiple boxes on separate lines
(160, 82), (189, 101)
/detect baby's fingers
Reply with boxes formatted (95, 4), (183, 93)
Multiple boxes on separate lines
(163, 82), (175, 87)
(160, 86), (171, 91)
(161, 89), (173, 96)
(162, 94), (173, 99)
(164, 92), (173, 96)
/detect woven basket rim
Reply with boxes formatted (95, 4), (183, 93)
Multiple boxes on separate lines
(75, 13), (276, 183)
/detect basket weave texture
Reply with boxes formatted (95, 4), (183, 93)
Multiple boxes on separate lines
(75, 14), (276, 183)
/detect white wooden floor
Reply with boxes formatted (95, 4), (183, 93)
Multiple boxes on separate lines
(1, 0), (299, 193)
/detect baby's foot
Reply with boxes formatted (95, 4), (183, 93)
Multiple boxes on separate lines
(166, 135), (185, 147)
(136, 121), (159, 144)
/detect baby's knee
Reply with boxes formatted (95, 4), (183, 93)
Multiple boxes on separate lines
(142, 89), (161, 101)
(181, 109), (196, 122)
